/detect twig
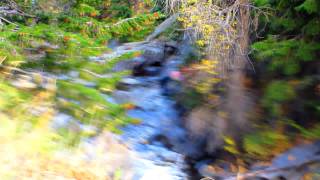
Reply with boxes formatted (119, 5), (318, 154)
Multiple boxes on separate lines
(0, 56), (7, 65)
(80, 69), (114, 78)
(105, 17), (137, 29)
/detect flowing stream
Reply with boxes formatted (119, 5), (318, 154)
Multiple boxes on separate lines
(51, 40), (198, 179)
(108, 40), (194, 179)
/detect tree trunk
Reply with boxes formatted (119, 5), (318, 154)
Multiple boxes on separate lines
(225, 0), (251, 142)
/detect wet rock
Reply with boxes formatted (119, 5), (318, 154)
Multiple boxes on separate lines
(250, 141), (320, 180)
(165, 41), (179, 49)
(121, 77), (141, 86)
(111, 41), (166, 75)
(11, 79), (37, 89)
(108, 39), (121, 50)
(142, 43), (165, 64)
(68, 71), (79, 78)
(137, 66), (162, 76)
(271, 141), (320, 169)
(185, 106), (226, 156)
(149, 134), (173, 148)
(196, 160), (235, 179)
(77, 132), (135, 179)
(160, 150), (181, 163)
(178, 38), (199, 58)
(29, 41), (59, 50)
(199, 142), (320, 180)
(30, 106), (51, 116)
(174, 136), (206, 159)
(112, 56), (145, 72)
(116, 41), (165, 64)
(117, 77), (142, 90)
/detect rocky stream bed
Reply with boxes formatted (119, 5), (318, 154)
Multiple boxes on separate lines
(49, 39), (200, 179)
(10, 19), (319, 179)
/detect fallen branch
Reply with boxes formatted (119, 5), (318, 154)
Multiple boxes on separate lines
(0, 16), (18, 26)
(0, 56), (7, 65)
(225, 159), (320, 180)
(0, 64), (31, 75)
(146, 13), (178, 41)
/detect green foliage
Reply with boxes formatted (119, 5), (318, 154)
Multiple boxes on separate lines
(296, 0), (319, 14)
(175, 88), (204, 110)
(244, 130), (289, 158)
(0, 26), (26, 66)
(57, 80), (134, 132)
(106, 13), (163, 42)
(75, 3), (100, 17)
(286, 120), (320, 140)
(252, 0), (320, 117)
(247, 0), (320, 161)
(0, 82), (31, 110)
(85, 52), (140, 74)
(252, 0), (270, 6)
(223, 136), (239, 155)
(303, 18), (320, 36)
(0, 0), (163, 149)
(76, 0), (106, 8)
(252, 37), (320, 75)
(95, 71), (130, 92)
(263, 81), (295, 105)
(107, 0), (132, 19)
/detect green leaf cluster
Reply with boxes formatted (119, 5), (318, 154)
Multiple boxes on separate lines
(245, 0), (320, 160)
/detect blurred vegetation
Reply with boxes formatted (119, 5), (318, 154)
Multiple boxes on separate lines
(0, 1), (161, 177)
(1, 0), (320, 177)
(173, 0), (320, 162)
(0, 0), (164, 179)
(244, 0), (320, 159)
